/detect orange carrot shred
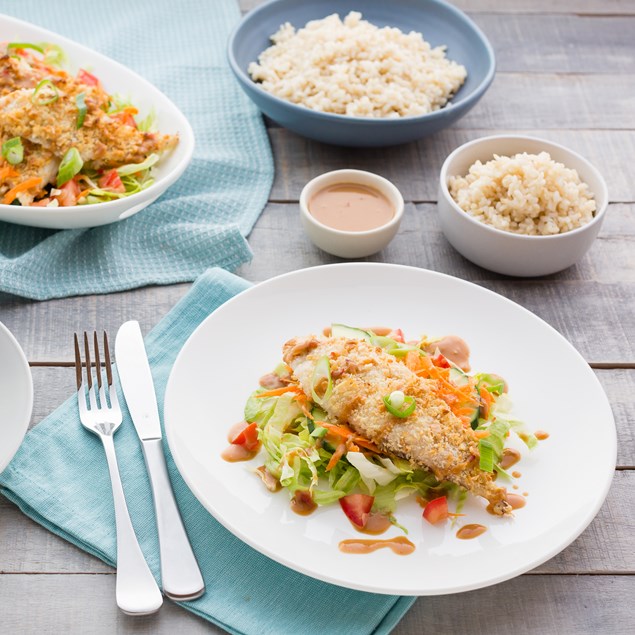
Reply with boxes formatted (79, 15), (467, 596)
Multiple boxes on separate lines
(326, 443), (347, 471)
(2, 177), (42, 205)
(255, 385), (304, 398)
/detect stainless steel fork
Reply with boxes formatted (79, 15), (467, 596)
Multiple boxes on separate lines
(75, 331), (163, 616)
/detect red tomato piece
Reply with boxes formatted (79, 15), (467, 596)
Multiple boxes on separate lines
(114, 111), (138, 128)
(230, 422), (260, 451)
(98, 169), (125, 192)
(432, 354), (451, 368)
(77, 68), (100, 87)
(339, 494), (374, 529)
(423, 496), (449, 524)
(55, 179), (81, 207)
(388, 328), (405, 343)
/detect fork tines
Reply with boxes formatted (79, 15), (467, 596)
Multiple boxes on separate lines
(74, 331), (115, 411)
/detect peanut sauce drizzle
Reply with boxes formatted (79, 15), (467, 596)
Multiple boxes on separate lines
(221, 421), (261, 462)
(456, 524), (487, 540)
(338, 536), (415, 555)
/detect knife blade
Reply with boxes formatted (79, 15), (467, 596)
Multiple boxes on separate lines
(115, 320), (205, 601)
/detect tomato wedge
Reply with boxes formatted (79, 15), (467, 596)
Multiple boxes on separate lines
(432, 354), (451, 369)
(423, 496), (449, 524)
(339, 493), (374, 529)
(388, 328), (405, 343)
(230, 422), (260, 451)
(98, 169), (125, 192)
(77, 68), (100, 87)
(55, 179), (81, 207)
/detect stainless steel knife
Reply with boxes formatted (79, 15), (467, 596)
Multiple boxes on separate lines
(115, 320), (205, 601)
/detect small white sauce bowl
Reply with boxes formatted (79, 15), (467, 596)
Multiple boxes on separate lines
(299, 169), (404, 258)
(438, 135), (609, 276)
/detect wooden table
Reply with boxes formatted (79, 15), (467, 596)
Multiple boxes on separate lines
(1, 0), (633, 632)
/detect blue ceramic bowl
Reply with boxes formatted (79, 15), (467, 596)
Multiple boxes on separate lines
(228, 0), (495, 147)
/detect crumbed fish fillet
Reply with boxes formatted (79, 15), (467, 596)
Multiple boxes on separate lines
(0, 87), (176, 169)
(283, 335), (512, 515)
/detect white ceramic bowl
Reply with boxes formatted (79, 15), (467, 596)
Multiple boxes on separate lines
(0, 15), (194, 229)
(438, 135), (609, 276)
(0, 322), (33, 472)
(299, 169), (404, 258)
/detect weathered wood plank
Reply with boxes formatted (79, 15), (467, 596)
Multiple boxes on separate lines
(397, 575), (635, 635)
(0, 203), (633, 362)
(238, 0), (635, 16)
(459, 73), (635, 130)
(472, 15), (634, 73)
(268, 129), (635, 203)
(2, 470), (632, 575)
(0, 573), (633, 634)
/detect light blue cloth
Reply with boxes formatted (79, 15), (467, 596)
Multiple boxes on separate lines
(0, 268), (415, 634)
(0, 0), (273, 300)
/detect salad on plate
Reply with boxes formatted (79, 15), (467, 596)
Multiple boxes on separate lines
(0, 41), (177, 207)
(224, 324), (544, 548)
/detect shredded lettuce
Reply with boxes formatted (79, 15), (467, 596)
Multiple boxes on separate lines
(345, 451), (399, 493)
(491, 394), (538, 449)
(241, 345), (535, 530)
(116, 153), (160, 177)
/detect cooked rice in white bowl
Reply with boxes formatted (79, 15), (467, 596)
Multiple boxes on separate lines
(448, 152), (596, 236)
(248, 11), (467, 118)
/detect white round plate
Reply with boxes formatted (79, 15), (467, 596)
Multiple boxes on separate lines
(164, 263), (616, 595)
(0, 322), (33, 473)
(0, 15), (194, 229)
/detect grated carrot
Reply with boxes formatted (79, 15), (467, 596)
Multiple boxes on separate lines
(0, 165), (19, 181)
(255, 385), (304, 398)
(2, 177), (41, 205)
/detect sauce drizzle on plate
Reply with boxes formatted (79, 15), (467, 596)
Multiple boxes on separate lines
(339, 536), (415, 555)
(456, 524), (487, 540)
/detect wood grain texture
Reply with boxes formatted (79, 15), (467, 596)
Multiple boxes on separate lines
(238, 0), (635, 16)
(0, 573), (633, 635)
(1, 203), (633, 362)
(470, 15), (635, 73)
(457, 73), (635, 130)
(268, 129), (635, 203)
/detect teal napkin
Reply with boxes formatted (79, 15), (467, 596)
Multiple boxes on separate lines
(0, 0), (273, 300)
(0, 268), (414, 634)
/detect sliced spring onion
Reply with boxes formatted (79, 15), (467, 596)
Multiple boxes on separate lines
(478, 442), (496, 472)
(75, 92), (87, 129)
(369, 335), (420, 357)
(330, 323), (371, 341)
(478, 418), (510, 472)
(310, 356), (332, 406)
(56, 148), (83, 187)
(2, 137), (23, 165)
(31, 79), (59, 105)
(116, 153), (159, 176)
(383, 391), (416, 418)
(7, 42), (44, 54)
(40, 42), (67, 67)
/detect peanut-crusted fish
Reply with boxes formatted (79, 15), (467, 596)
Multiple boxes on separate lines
(283, 335), (512, 516)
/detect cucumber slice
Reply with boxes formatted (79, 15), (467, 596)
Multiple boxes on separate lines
(331, 323), (371, 341)
(448, 367), (470, 387)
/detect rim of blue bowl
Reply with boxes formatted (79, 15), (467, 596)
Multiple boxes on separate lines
(227, 0), (496, 127)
